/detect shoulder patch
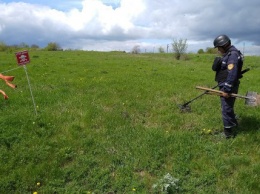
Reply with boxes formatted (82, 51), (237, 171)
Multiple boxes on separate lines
(228, 64), (234, 70)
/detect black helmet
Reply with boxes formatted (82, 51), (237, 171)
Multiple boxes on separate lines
(213, 34), (231, 48)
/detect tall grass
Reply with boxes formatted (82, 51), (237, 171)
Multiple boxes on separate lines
(0, 51), (259, 193)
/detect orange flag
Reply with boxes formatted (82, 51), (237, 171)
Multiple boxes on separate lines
(5, 81), (17, 89)
(0, 74), (15, 82)
(0, 73), (17, 100)
(0, 90), (8, 99)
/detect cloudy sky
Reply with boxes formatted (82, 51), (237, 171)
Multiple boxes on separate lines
(0, 0), (260, 55)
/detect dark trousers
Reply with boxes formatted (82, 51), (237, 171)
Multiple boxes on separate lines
(219, 85), (239, 128)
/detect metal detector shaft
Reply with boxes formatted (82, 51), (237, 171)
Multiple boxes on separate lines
(181, 85), (218, 107)
(196, 86), (256, 100)
(181, 67), (250, 107)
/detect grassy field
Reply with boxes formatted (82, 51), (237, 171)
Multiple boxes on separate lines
(0, 51), (260, 193)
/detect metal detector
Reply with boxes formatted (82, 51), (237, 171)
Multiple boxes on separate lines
(179, 68), (250, 112)
(196, 86), (259, 107)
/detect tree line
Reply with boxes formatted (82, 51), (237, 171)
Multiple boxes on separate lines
(131, 39), (218, 60)
(0, 41), (62, 52)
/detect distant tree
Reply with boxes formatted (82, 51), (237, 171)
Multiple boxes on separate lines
(7, 44), (19, 52)
(0, 41), (8, 52)
(172, 38), (188, 60)
(31, 44), (40, 49)
(205, 47), (218, 54)
(132, 45), (141, 54)
(45, 42), (62, 51)
(19, 42), (29, 48)
(158, 46), (165, 53)
(197, 49), (204, 54)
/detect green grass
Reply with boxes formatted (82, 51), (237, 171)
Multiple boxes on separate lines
(0, 51), (259, 193)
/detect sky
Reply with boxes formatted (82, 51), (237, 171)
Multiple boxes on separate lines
(0, 0), (260, 55)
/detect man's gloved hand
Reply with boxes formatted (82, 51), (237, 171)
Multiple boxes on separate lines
(222, 92), (231, 98)
(223, 82), (232, 93)
(212, 57), (222, 71)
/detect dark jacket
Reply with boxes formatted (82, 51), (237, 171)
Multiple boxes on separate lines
(212, 46), (243, 92)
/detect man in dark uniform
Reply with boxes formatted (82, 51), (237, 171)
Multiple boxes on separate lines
(212, 34), (243, 138)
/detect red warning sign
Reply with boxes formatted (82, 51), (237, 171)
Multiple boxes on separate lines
(15, 50), (30, 66)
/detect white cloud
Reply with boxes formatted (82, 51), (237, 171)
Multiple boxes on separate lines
(76, 0), (145, 33)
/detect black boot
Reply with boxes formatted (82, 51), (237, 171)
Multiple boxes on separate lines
(224, 127), (233, 139)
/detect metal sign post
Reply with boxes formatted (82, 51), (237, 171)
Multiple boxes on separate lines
(15, 50), (38, 116)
